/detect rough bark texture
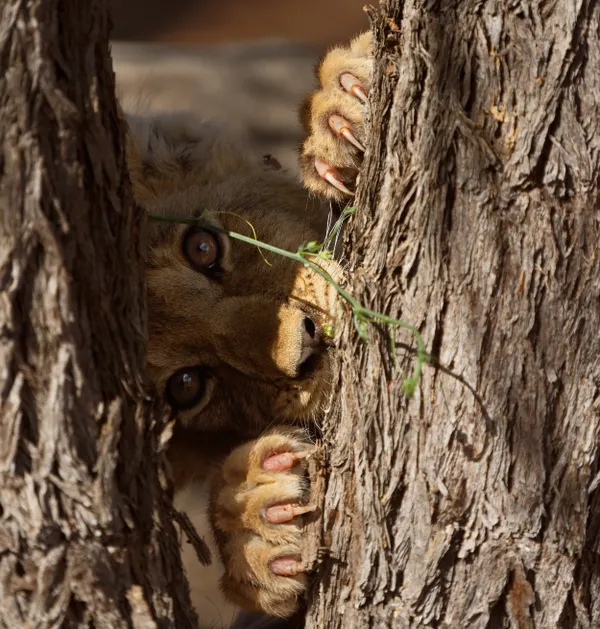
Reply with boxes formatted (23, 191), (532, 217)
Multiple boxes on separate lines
(0, 2), (196, 627)
(306, 1), (600, 627)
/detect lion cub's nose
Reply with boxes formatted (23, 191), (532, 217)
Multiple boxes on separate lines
(298, 316), (324, 369)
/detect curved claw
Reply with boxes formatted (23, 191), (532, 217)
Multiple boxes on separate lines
(314, 158), (354, 196)
(265, 503), (316, 524)
(328, 114), (365, 152)
(270, 556), (304, 576)
(340, 72), (368, 104)
(263, 450), (311, 472)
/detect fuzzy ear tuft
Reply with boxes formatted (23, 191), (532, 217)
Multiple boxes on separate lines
(120, 102), (258, 206)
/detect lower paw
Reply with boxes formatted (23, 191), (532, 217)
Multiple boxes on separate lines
(212, 430), (315, 617)
(300, 32), (372, 201)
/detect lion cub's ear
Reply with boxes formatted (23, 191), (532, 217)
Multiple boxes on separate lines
(124, 112), (218, 187)
(121, 109), (256, 205)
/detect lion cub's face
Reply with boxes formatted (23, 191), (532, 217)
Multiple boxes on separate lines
(128, 115), (339, 437)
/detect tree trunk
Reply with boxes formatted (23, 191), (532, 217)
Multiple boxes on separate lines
(306, 1), (600, 627)
(0, 2), (196, 627)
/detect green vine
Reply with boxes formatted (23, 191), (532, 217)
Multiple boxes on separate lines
(148, 208), (429, 397)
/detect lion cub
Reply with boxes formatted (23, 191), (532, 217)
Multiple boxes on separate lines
(126, 32), (372, 628)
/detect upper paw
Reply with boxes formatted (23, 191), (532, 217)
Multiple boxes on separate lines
(300, 32), (373, 201)
(212, 430), (315, 617)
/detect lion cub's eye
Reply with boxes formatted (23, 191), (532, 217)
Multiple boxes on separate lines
(166, 367), (207, 410)
(182, 227), (221, 272)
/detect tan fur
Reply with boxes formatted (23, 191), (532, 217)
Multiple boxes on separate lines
(124, 31), (372, 625)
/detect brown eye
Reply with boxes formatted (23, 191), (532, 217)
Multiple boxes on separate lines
(166, 367), (207, 410)
(182, 227), (221, 271)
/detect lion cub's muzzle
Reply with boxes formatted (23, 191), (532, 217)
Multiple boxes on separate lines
(215, 261), (339, 383)
(215, 299), (331, 381)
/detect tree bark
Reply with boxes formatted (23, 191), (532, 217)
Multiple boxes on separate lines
(306, 1), (600, 627)
(0, 2), (196, 627)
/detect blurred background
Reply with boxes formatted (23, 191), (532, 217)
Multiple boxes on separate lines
(111, 0), (365, 47)
(111, 0), (367, 171)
